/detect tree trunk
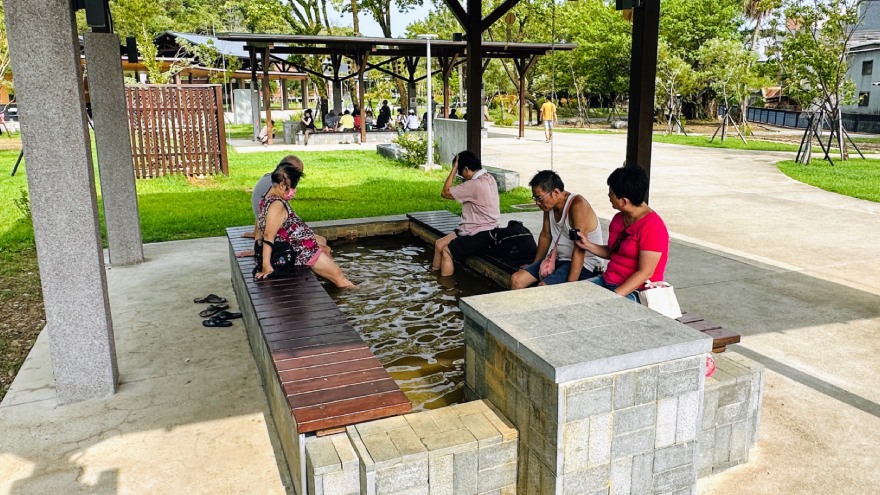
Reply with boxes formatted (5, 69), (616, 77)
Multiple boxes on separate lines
(750, 13), (764, 53)
(351, 0), (360, 34)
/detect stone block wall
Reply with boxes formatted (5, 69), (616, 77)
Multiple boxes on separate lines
(460, 283), (715, 495)
(305, 400), (518, 495)
(465, 320), (705, 495)
(699, 353), (764, 477)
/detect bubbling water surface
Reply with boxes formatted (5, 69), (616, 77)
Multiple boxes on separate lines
(328, 234), (500, 410)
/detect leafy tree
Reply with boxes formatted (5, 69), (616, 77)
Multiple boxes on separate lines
(778, 0), (863, 159)
(0, 0), (12, 95)
(697, 37), (768, 129)
(655, 40), (699, 130)
(661, 0), (743, 62)
(743, 0), (782, 52)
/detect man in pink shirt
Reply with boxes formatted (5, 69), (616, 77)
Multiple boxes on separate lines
(432, 150), (500, 276)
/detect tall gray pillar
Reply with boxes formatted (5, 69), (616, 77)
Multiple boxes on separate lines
(332, 79), (342, 113)
(84, 32), (144, 266)
(5, 0), (117, 403)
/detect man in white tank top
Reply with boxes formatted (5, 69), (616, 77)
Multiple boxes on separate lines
(511, 170), (604, 289)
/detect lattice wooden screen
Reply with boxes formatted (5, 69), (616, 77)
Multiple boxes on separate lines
(125, 84), (228, 178)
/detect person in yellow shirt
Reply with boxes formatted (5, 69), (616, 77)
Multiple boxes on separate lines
(337, 110), (355, 131)
(540, 98), (557, 143)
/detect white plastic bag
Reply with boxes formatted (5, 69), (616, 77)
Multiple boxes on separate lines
(636, 280), (682, 319)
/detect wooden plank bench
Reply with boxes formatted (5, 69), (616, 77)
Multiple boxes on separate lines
(676, 312), (741, 353)
(226, 226), (411, 435)
(408, 210), (742, 352)
(407, 210), (519, 288)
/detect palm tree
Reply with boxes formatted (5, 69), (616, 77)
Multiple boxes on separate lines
(743, 0), (781, 52)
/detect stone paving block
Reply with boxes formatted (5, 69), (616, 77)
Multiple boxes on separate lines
(358, 416), (411, 438)
(376, 458), (429, 494)
(610, 457), (632, 495)
(631, 452), (654, 495)
(611, 428), (655, 459)
(653, 441), (695, 473)
(363, 432), (404, 469)
(422, 428), (479, 458)
(655, 396), (677, 449)
(407, 411), (442, 439)
(478, 462), (518, 492)
(614, 371), (636, 409)
(525, 451), (542, 495)
(635, 366), (659, 405)
(566, 375), (613, 396)
(454, 399), (493, 416)
(713, 425), (732, 466)
(453, 449), (479, 494)
(561, 463), (611, 495)
(698, 428), (715, 474)
(475, 357), (488, 397)
(321, 467), (361, 495)
(429, 454), (454, 495)
(659, 356), (701, 374)
(728, 420), (750, 463)
(565, 385), (613, 422)
(658, 369), (701, 399)
(480, 439), (518, 470)
(384, 484), (430, 495)
(431, 406), (467, 432)
(306, 435), (342, 476)
(653, 464), (694, 493)
(718, 381), (750, 406)
(701, 389), (718, 430)
(388, 426), (429, 462)
(717, 401), (747, 425)
(529, 424), (558, 473)
(466, 345), (477, 391)
(675, 391), (701, 443)
(461, 408), (501, 449)
(563, 419), (590, 474)
(589, 412), (612, 467)
(484, 403), (518, 442)
(332, 434), (359, 467)
(613, 403), (656, 437)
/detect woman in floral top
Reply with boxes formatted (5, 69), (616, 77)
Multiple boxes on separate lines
(255, 163), (354, 288)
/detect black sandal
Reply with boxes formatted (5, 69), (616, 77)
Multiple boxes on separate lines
(199, 304), (229, 318)
(213, 311), (242, 321)
(202, 317), (233, 328)
(194, 294), (227, 304)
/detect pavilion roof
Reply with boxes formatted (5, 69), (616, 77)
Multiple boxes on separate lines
(215, 33), (576, 59)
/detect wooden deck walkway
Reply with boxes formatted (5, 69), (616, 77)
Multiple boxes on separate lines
(226, 226), (411, 434)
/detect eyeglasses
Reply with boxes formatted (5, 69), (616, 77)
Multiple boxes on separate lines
(532, 191), (553, 203)
(611, 230), (630, 253)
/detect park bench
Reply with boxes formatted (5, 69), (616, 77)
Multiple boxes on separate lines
(407, 210), (520, 288)
(225, 226), (411, 436)
(408, 210), (741, 352)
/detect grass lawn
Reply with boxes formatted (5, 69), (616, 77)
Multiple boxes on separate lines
(777, 158), (880, 203)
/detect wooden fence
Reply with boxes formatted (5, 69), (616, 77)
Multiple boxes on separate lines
(125, 84), (228, 178)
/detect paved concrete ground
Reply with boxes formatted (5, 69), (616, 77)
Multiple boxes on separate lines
(2, 128), (878, 494)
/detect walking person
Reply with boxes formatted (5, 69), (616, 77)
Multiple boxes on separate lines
(540, 97), (558, 143)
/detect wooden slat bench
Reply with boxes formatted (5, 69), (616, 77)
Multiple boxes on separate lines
(226, 226), (411, 433)
(408, 211), (742, 352)
(407, 210), (519, 288)
(676, 312), (741, 353)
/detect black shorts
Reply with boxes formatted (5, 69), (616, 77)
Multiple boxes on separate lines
(447, 230), (494, 263)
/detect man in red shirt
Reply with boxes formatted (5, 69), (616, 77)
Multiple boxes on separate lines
(432, 150), (500, 276)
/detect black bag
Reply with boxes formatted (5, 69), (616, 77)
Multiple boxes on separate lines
(484, 220), (537, 267)
(252, 239), (297, 277)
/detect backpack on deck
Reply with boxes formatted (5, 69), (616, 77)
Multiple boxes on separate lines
(484, 220), (538, 267)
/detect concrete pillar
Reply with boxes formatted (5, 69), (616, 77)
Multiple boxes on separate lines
(332, 79), (342, 114)
(301, 80), (309, 109)
(5, 0), (117, 403)
(280, 80), (288, 110)
(83, 32), (144, 266)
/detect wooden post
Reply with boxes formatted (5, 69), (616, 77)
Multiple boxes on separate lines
(261, 46), (273, 145)
(625, 0), (661, 201)
(357, 51), (368, 144)
(281, 79), (289, 110)
(249, 47), (260, 141)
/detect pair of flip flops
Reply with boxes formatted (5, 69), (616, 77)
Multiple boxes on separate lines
(203, 311), (242, 327)
(194, 294), (227, 304)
